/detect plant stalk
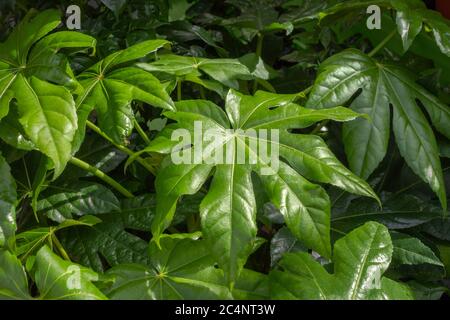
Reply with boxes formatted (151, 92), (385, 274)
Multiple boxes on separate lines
(199, 85), (206, 99)
(253, 33), (264, 93)
(134, 119), (151, 145)
(177, 79), (182, 101)
(51, 232), (71, 261)
(311, 120), (330, 135)
(69, 156), (134, 198)
(86, 120), (156, 174)
(368, 29), (396, 57)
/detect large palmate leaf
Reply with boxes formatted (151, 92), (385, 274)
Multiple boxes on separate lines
(0, 9), (96, 177)
(75, 40), (174, 146)
(306, 49), (449, 209)
(0, 153), (17, 250)
(105, 236), (232, 299)
(150, 89), (378, 286)
(33, 245), (107, 300)
(318, 0), (450, 56)
(0, 249), (30, 299)
(270, 222), (414, 300)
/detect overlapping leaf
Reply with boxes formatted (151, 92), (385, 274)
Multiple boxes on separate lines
(33, 245), (107, 300)
(307, 49), (449, 209)
(0, 9), (96, 177)
(317, 0), (450, 57)
(75, 40), (174, 146)
(270, 222), (414, 300)
(0, 153), (17, 250)
(58, 195), (156, 272)
(0, 249), (30, 299)
(105, 236), (232, 299)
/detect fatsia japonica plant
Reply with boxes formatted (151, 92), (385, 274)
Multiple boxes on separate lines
(0, 0), (449, 301)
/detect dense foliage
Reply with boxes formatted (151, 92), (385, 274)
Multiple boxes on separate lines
(0, 0), (449, 300)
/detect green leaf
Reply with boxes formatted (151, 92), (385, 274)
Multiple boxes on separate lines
(105, 237), (232, 299)
(26, 31), (96, 86)
(152, 160), (213, 242)
(392, 0), (424, 51)
(16, 216), (100, 259)
(270, 227), (307, 267)
(270, 222), (413, 300)
(0, 105), (35, 151)
(0, 153), (17, 250)
(219, 0), (279, 36)
(0, 11), (96, 177)
(332, 193), (442, 234)
(232, 269), (269, 300)
(168, 0), (194, 22)
(259, 162), (331, 258)
(227, 89), (362, 130)
(12, 75), (77, 177)
(100, 0), (127, 17)
(37, 182), (120, 222)
(277, 132), (379, 201)
(76, 40), (173, 145)
(138, 55), (253, 89)
(59, 195), (156, 272)
(391, 0), (450, 55)
(307, 49), (447, 209)
(153, 90), (378, 285)
(0, 9), (60, 64)
(34, 245), (107, 300)
(391, 232), (443, 267)
(0, 249), (30, 299)
(200, 164), (258, 286)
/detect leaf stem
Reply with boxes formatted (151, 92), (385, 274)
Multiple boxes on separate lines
(368, 29), (396, 57)
(133, 119), (151, 145)
(186, 214), (200, 232)
(199, 85), (206, 99)
(311, 120), (330, 135)
(69, 156), (134, 198)
(177, 79), (182, 101)
(253, 33), (264, 93)
(86, 120), (156, 174)
(301, 85), (313, 96)
(51, 232), (71, 261)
